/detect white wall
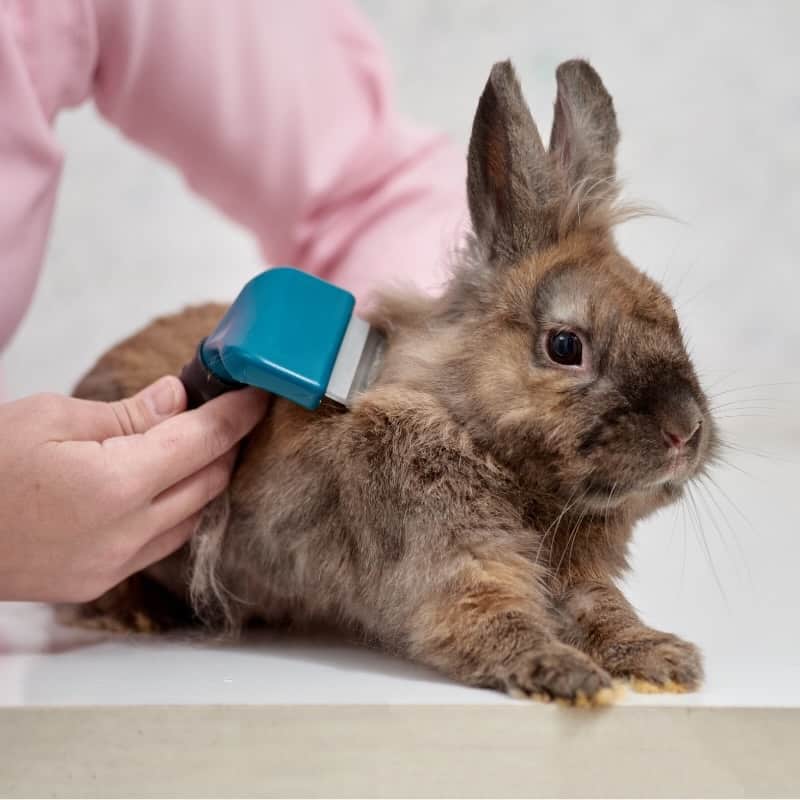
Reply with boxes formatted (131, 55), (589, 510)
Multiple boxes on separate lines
(5, 1), (800, 405)
(2, 1), (798, 690)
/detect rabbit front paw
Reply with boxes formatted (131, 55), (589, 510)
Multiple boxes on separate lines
(599, 632), (703, 693)
(503, 642), (616, 706)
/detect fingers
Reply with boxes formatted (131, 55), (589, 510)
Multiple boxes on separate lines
(67, 376), (188, 441)
(111, 387), (268, 500)
(108, 445), (235, 588)
(120, 513), (200, 579)
(144, 448), (236, 533)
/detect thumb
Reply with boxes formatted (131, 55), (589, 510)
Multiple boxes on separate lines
(70, 376), (188, 441)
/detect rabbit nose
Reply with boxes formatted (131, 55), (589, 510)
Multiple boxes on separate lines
(654, 389), (703, 452)
(659, 395), (703, 451)
(661, 420), (701, 450)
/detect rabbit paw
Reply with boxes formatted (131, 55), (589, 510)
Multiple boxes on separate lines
(504, 642), (617, 706)
(600, 632), (703, 693)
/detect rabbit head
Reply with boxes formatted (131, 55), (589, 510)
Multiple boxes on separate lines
(382, 60), (716, 518)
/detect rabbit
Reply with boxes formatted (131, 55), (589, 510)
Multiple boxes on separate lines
(69, 59), (715, 704)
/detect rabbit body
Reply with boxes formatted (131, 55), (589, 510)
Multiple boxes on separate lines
(72, 60), (711, 702)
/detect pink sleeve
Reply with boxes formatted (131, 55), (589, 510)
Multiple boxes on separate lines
(88, 0), (468, 304)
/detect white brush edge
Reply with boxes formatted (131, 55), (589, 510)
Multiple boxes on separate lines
(325, 315), (371, 406)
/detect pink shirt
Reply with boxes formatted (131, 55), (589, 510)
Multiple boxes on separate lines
(0, 0), (467, 353)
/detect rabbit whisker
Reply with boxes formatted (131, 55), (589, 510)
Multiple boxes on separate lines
(696, 476), (755, 594)
(556, 494), (592, 581)
(685, 483), (729, 609)
(534, 484), (584, 572)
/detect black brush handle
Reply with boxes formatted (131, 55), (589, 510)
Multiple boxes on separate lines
(179, 340), (242, 409)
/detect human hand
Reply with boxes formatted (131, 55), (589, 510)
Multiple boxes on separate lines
(0, 377), (268, 602)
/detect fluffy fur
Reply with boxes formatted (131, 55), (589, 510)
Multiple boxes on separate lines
(70, 60), (714, 703)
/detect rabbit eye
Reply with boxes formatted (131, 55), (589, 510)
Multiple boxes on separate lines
(547, 330), (583, 366)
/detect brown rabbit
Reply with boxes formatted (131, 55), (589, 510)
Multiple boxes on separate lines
(70, 60), (714, 703)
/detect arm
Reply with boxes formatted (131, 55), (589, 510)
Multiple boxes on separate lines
(88, 0), (467, 301)
(2, 0), (464, 353)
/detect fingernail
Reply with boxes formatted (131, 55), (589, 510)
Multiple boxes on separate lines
(145, 376), (180, 417)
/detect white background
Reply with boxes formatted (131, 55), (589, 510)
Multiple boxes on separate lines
(2, 1), (798, 702)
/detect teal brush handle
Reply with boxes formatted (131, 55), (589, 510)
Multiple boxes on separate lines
(179, 267), (356, 410)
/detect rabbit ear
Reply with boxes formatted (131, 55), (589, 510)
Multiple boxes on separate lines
(467, 61), (562, 262)
(549, 60), (619, 199)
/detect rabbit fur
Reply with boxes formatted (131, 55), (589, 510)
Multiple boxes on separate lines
(70, 60), (714, 703)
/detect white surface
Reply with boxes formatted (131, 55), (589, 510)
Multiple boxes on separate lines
(1, 616), (798, 708)
(0, 2), (799, 712)
(1, 431), (798, 708)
